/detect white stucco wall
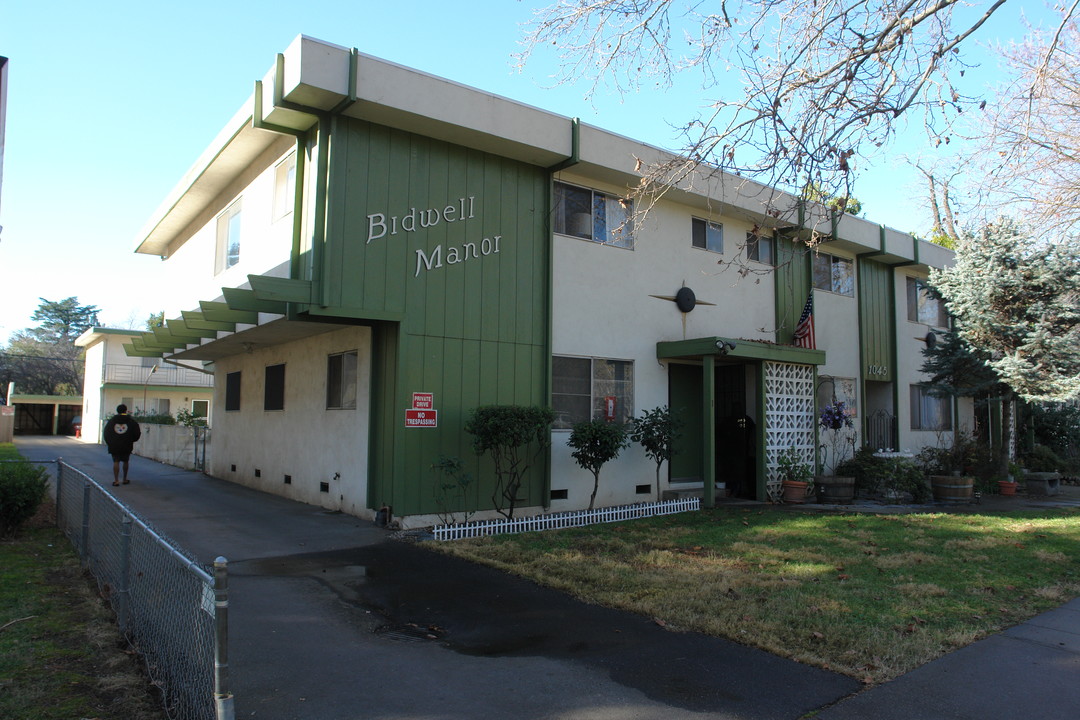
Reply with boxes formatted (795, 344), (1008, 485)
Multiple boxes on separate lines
(79, 340), (106, 441)
(207, 326), (372, 517)
(159, 141), (299, 318)
(549, 176), (776, 509)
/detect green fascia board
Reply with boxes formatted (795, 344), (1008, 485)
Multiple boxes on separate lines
(166, 318), (219, 339)
(131, 335), (178, 352)
(222, 287), (289, 314)
(657, 336), (826, 365)
(181, 310), (237, 332)
(248, 273), (313, 303)
(199, 301), (259, 324)
(123, 344), (166, 358)
(151, 326), (195, 348)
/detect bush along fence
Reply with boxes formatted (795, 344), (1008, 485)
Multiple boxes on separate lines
(432, 496), (701, 541)
(54, 460), (234, 720)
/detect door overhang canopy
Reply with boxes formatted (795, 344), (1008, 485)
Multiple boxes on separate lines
(657, 336), (826, 365)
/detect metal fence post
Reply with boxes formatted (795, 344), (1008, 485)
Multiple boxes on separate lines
(80, 481), (91, 563)
(117, 515), (133, 631)
(55, 458), (64, 531)
(214, 557), (234, 720)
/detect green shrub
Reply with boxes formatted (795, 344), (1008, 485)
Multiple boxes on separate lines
(1024, 444), (1064, 472)
(883, 458), (931, 503)
(0, 462), (49, 537)
(465, 405), (555, 519)
(835, 446), (887, 493)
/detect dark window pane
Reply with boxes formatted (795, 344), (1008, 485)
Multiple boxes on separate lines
(264, 363), (285, 411)
(225, 371), (241, 412)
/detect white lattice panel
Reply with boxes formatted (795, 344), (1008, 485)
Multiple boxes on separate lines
(764, 361), (816, 500)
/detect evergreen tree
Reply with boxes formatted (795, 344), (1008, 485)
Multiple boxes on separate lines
(0, 297), (99, 396)
(930, 220), (1080, 403)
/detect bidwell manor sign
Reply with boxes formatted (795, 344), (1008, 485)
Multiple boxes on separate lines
(363, 196), (506, 278)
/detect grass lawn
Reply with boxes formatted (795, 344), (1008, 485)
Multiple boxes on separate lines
(0, 443), (164, 720)
(435, 504), (1080, 684)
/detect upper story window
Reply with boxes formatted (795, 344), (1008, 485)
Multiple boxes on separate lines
(813, 252), (855, 297)
(691, 218), (723, 253)
(746, 231), (774, 265)
(906, 277), (949, 328)
(553, 181), (633, 249)
(215, 199), (242, 274)
(273, 152), (297, 220)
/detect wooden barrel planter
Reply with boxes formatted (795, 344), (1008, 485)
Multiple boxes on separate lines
(931, 475), (974, 503)
(816, 476), (855, 504)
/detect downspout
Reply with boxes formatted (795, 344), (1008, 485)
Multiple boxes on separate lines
(256, 49), (360, 308)
(543, 117), (581, 508)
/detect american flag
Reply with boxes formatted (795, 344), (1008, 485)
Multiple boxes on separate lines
(793, 292), (815, 349)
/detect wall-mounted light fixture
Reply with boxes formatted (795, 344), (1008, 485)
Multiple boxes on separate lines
(715, 339), (737, 355)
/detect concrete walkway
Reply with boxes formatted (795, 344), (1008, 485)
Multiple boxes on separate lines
(16, 437), (1080, 719)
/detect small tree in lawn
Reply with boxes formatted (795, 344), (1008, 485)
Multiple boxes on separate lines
(568, 419), (630, 511)
(464, 405), (555, 519)
(629, 406), (683, 502)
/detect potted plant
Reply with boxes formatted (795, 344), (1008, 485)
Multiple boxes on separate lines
(997, 461), (1021, 497)
(815, 401), (857, 503)
(777, 446), (814, 503)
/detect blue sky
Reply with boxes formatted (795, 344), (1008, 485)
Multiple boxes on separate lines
(0, 1), (1047, 342)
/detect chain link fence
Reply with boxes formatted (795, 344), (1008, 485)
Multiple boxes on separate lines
(54, 460), (233, 720)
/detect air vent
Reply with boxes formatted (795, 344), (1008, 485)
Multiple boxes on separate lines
(636, 484), (651, 494)
(284, 475), (292, 485)
(319, 482), (330, 493)
(550, 489), (568, 500)
(254, 468), (261, 478)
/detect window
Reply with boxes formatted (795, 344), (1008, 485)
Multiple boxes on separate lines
(906, 277), (949, 328)
(746, 231), (774, 265)
(813, 252), (855, 296)
(553, 182), (633, 248)
(215, 199), (242, 274)
(224, 371), (241, 412)
(264, 364), (285, 411)
(273, 152), (297, 220)
(326, 351), (358, 410)
(152, 398), (170, 415)
(910, 385), (952, 431)
(691, 218), (723, 253)
(817, 376), (857, 417)
(552, 356), (634, 429)
(192, 399), (209, 418)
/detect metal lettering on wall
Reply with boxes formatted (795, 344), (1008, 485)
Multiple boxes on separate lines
(867, 365), (889, 376)
(362, 195), (504, 278)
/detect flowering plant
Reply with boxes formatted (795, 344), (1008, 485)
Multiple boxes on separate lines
(819, 401), (857, 474)
(819, 401), (855, 431)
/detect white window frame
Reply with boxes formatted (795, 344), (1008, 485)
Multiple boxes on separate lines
(551, 355), (634, 430)
(215, 199), (242, 274)
(813, 252), (855, 297)
(191, 399), (210, 418)
(910, 384), (953, 431)
(906, 276), (949, 328)
(746, 231), (774, 265)
(326, 350), (358, 410)
(691, 217), (724, 254)
(273, 152), (297, 221)
(553, 181), (634, 249)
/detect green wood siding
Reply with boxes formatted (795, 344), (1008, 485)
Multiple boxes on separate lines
(774, 236), (811, 344)
(324, 118), (550, 516)
(858, 258), (895, 382)
(669, 363), (704, 482)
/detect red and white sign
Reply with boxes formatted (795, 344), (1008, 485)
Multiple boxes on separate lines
(604, 396), (617, 422)
(405, 409), (438, 428)
(412, 392), (434, 410)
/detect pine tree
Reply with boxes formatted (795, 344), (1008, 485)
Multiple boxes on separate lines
(930, 220), (1080, 403)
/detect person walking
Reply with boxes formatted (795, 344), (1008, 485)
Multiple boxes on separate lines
(103, 404), (142, 486)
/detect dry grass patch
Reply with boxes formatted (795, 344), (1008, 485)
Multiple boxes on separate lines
(433, 505), (1080, 684)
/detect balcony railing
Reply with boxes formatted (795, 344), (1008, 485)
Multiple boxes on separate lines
(103, 363), (213, 388)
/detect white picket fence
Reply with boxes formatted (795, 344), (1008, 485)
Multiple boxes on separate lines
(432, 497), (701, 541)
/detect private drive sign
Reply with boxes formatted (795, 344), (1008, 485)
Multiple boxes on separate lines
(405, 393), (437, 427)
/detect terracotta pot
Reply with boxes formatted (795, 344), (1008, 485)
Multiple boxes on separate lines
(781, 480), (809, 504)
(998, 480), (1018, 497)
